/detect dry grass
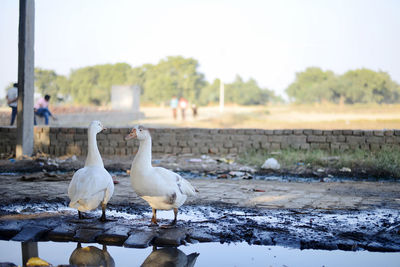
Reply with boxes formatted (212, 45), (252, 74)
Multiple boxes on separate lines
(2, 103), (400, 129)
(135, 104), (400, 129)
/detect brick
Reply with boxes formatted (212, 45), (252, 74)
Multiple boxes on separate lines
(332, 130), (342, 135)
(384, 130), (394, 136)
(346, 136), (366, 144)
(268, 135), (286, 143)
(307, 136), (326, 143)
(366, 137), (384, 144)
(287, 136), (307, 144)
(312, 130), (323, 135)
(270, 143), (281, 150)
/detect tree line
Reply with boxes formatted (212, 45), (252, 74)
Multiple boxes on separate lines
(5, 57), (400, 106)
(31, 56), (281, 106)
(286, 67), (400, 104)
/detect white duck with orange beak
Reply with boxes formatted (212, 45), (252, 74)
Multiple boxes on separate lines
(125, 125), (197, 226)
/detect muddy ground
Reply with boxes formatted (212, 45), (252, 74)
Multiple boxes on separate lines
(0, 155), (399, 252)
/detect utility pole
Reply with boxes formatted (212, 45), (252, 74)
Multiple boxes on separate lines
(16, 0), (35, 157)
(219, 80), (224, 113)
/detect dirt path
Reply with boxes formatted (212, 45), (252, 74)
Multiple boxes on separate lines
(0, 156), (399, 252)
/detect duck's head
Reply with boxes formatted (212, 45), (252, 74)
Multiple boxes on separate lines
(88, 120), (106, 134)
(125, 125), (150, 141)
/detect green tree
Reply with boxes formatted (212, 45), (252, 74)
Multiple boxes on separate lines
(69, 63), (131, 105)
(339, 69), (400, 104)
(141, 56), (206, 104)
(35, 68), (69, 103)
(286, 67), (335, 103)
(225, 75), (271, 105)
(198, 79), (220, 105)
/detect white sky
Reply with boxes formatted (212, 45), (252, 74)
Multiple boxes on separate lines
(1, 0), (399, 99)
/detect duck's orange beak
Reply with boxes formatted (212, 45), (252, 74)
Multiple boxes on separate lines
(125, 128), (137, 140)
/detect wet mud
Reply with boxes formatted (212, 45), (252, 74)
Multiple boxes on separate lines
(0, 201), (399, 252)
(0, 155), (399, 252)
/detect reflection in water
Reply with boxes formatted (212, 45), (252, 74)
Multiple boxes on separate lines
(142, 246), (199, 267)
(69, 243), (115, 267)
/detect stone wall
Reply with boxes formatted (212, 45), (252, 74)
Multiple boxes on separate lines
(1, 127), (400, 157)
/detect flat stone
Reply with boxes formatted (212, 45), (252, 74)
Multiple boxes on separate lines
(154, 227), (187, 247)
(189, 229), (218, 243)
(47, 223), (77, 242)
(11, 226), (48, 242)
(124, 230), (158, 248)
(73, 228), (104, 243)
(96, 225), (130, 246)
(0, 221), (25, 240)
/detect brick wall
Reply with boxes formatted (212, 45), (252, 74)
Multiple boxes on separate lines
(1, 127), (399, 157)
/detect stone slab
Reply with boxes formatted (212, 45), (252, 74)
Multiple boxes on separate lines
(153, 227), (187, 247)
(73, 228), (104, 243)
(124, 230), (158, 248)
(96, 225), (130, 246)
(47, 223), (77, 242)
(0, 221), (26, 240)
(11, 226), (48, 242)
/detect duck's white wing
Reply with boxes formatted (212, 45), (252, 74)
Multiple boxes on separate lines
(153, 167), (197, 196)
(68, 166), (114, 211)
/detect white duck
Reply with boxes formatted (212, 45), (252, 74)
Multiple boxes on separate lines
(125, 125), (197, 225)
(68, 120), (114, 221)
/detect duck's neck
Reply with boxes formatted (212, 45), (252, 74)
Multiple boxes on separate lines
(85, 130), (104, 167)
(132, 136), (152, 170)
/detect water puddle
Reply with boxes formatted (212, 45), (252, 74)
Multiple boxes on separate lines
(1, 169), (399, 183)
(0, 240), (399, 267)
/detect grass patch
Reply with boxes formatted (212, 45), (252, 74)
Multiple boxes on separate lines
(238, 148), (400, 178)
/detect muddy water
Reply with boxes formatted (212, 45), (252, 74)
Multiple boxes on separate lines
(1, 240), (400, 267)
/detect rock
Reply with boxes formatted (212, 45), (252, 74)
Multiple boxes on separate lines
(74, 229), (104, 243)
(238, 166), (256, 173)
(96, 226), (130, 246)
(228, 171), (245, 177)
(340, 167), (352, 172)
(154, 228), (188, 247)
(47, 224), (77, 242)
(261, 158), (280, 170)
(124, 230), (158, 248)
(11, 226), (48, 242)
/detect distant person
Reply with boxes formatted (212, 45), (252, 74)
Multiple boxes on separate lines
(34, 94), (57, 125)
(191, 104), (198, 119)
(178, 97), (188, 120)
(170, 96), (178, 120)
(6, 83), (18, 126)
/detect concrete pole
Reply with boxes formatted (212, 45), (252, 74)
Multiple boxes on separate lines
(219, 80), (224, 113)
(21, 242), (38, 265)
(16, 0), (35, 157)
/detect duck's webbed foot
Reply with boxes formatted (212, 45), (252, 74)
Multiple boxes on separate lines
(149, 208), (158, 227)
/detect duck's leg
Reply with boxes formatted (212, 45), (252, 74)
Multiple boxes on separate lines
(151, 208), (158, 225)
(160, 208), (178, 228)
(100, 202), (106, 222)
(172, 208), (178, 225)
(78, 211), (83, 219)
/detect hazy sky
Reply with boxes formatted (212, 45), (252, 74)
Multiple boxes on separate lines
(1, 0), (399, 99)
